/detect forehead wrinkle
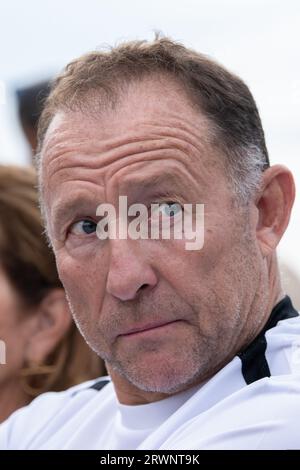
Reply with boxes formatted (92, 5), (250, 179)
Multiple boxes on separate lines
(107, 156), (201, 198)
(43, 135), (90, 160)
(44, 142), (203, 196)
(44, 124), (206, 174)
(104, 147), (204, 187)
(42, 105), (212, 166)
(45, 148), (189, 195)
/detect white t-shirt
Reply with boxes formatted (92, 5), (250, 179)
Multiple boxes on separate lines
(1, 296), (300, 450)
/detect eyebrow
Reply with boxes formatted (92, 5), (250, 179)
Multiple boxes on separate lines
(121, 172), (188, 204)
(51, 172), (190, 231)
(51, 195), (100, 231)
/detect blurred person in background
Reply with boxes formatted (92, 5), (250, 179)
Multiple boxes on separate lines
(16, 81), (50, 161)
(0, 165), (106, 423)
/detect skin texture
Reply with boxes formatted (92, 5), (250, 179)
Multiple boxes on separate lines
(41, 76), (295, 405)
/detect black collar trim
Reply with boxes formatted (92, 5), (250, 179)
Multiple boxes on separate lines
(238, 296), (298, 385)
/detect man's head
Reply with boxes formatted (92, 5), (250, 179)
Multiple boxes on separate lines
(37, 37), (295, 403)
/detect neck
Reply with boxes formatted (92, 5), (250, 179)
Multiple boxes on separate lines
(0, 378), (30, 423)
(236, 253), (285, 354)
(267, 254), (285, 313)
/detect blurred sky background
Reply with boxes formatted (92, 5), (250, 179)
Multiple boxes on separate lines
(0, 0), (299, 297)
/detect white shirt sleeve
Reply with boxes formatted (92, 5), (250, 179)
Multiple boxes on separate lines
(0, 379), (99, 450)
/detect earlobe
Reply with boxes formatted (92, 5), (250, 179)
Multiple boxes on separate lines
(25, 288), (72, 364)
(256, 165), (295, 257)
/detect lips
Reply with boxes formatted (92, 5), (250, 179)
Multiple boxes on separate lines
(119, 319), (182, 337)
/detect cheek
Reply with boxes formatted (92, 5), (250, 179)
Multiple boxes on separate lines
(153, 233), (222, 293)
(55, 251), (107, 321)
(155, 228), (243, 313)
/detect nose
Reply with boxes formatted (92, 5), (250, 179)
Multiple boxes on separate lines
(106, 239), (158, 301)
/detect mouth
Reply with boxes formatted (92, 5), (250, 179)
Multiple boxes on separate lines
(119, 320), (183, 338)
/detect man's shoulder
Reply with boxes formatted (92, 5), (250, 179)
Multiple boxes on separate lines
(0, 377), (111, 449)
(162, 373), (300, 450)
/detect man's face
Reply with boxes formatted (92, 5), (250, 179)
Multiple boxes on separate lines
(42, 77), (265, 394)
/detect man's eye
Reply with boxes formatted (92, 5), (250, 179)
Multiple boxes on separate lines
(158, 202), (182, 217)
(69, 219), (97, 235)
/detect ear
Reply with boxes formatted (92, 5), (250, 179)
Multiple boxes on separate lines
(25, 288), (73, 364)
(256, 165), (295, 257)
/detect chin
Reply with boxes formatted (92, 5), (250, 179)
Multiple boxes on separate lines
(128, 371), (198, 395)
(113, 354), (201, 394)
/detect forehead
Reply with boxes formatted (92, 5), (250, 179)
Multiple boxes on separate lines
(41, 76), (225, 204)
(42, 75), (213, 154)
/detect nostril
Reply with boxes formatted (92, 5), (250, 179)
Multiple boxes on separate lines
(139, 284), (149, 291)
